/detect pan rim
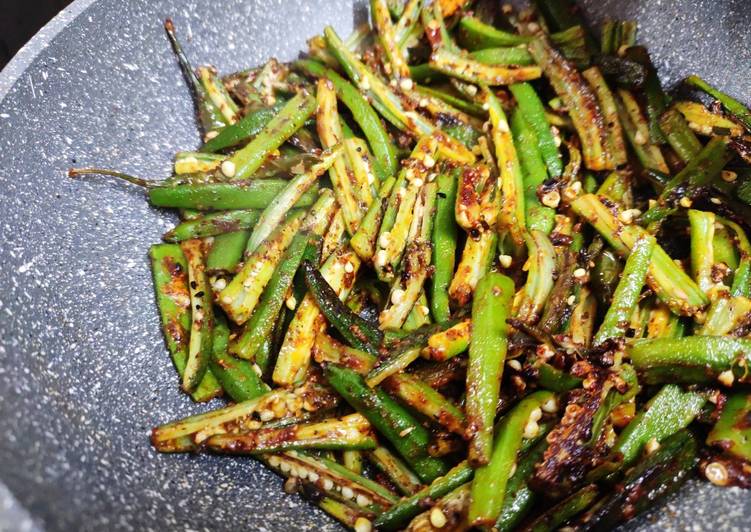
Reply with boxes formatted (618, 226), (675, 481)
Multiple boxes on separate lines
(0, 0), (97, 103)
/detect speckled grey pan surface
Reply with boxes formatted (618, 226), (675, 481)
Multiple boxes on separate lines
(0, 0), (749, 530)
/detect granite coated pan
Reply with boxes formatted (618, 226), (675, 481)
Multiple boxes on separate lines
(0, 1), (749, 530)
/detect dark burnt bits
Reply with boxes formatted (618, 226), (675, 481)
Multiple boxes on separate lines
(531, 363), (617, 498)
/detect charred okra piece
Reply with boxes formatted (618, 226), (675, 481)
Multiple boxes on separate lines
(150, 244), (222, 402)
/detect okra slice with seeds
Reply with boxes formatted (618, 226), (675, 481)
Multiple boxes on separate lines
(179, 238), (214, 393)
(514, 231), (557, 324)
(422, 319), (471, 361)
(273, 246), (362, 387)
(261, 450), (398, 510)
(316, 79), (370, 234)
(571, 194), (708, 315)
(246, 146), (341, 252)
(218, 211), (304, 324)
(375, 136), (439, 281)
(368, 446), (423, 496)
(428, 48), (542, 86)
(302, 260), (383, 355)
(448, 229), (498, 308)
(483, 88), (526, 246)
(230, 192), (335, 361)
(528, 36), (612, 171)
(380, 183), (437, 329)
(206, 413), (377, 453)
(406, 483), (470, 531)
(225, 91), (317, 180)
(197, 65), (240, 125)
(371, 0), (411, 79)
(151, 384), (339, 452)
(350, 176), (396, 262)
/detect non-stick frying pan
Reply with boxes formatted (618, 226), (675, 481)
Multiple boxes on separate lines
(0, 1), (749, 530)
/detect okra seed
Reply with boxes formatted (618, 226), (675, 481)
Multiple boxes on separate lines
(567, 295), (576, 306)
(529, 407), (543, 423)
(360, 78), (371, 91)
(283, 477), (298, 493)
(356, 494), (371, 507)
(507, 359), (522, 371)
(379, 231), (391, 248)
(430, 507), (447, 528)
(221, 160), (236, 178)
(718, 369), (734, 387)
(573, 268), (586, 279)
(508, 462), (517, 478)
(308, 471), (319, 482)
(523, 419), (539, 439)
(551, 126), (562, 146)
(391, 288), (406, 305)
(341, 486), (355, 499)
(710, 197), (722, 205)
(322, 478), (334, 491)
(222, 296), (233, 305)
(721, 170), (737, 182)
(399, 426), (414, 437)
(375, 249), (388, 267)
(259, 409), (274, 422)
(679, 196), (693, 208)
(213, 278), (227, 291)
(279, 461), (291, 473)
(285, 295), (297, 310)
(499, 254), (512, 268)
(541, 190), (561, 208)
(645, 437), (660, 455)
(204, 130), (219, 141)
(413, 178), (424, 188)
(399, 78), (414, 91)
(542, 397), (559, 413)
(423, 155), (435, 168)
(344, 262), (355, 273)
(354, 517), (372, 532)
(633, 130), (647, 145)
(705, 462), (728, 486)
(268, 456), (281, 468)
